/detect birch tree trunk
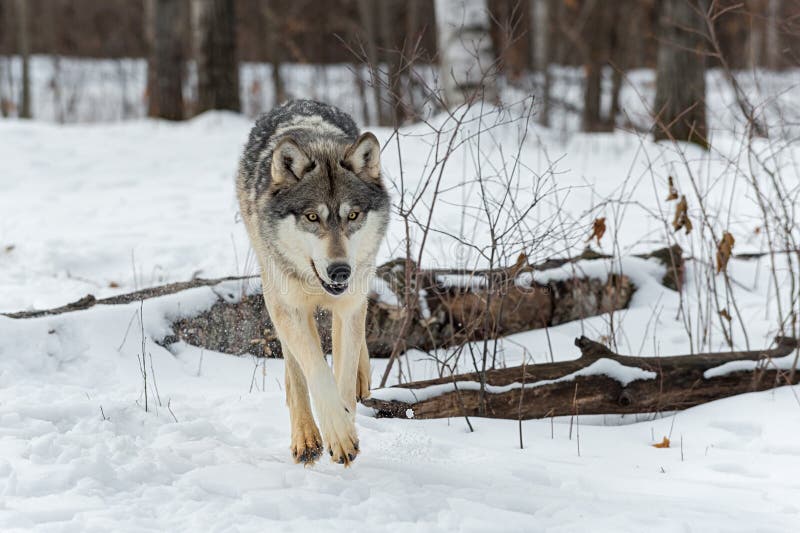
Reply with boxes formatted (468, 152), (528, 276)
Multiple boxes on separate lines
(191, 0), (240, 113)
(653, 0), (708, 148)
(146, 0), (185, 121)
(15, 0), (31, 119)
(434, 0), (498, 107)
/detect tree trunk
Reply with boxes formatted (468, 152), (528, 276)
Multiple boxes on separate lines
(529, 0), (551, 127)
(363, 336), (800, 419)
(608, 0), (634, 126)
(582, 1), (613, 132)
(653, 0), (708, 148)
(0, 2), (6, 118)
(403, 0), (421, 121)
(146, 0), (185, 121)
(15, 0), (31, 119)
(434, 0), (498, 107)
(746, 0), (764, 69)
(260, 4), (285, 107)
(356, 0), (385, 125)
(378, 0), (406, 126)
(191, 0), (240, 113)
(765, 0), (781, 70)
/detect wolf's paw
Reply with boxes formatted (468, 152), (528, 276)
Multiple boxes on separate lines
(291, 425), (324, 466)
(321, 406), (360, 466)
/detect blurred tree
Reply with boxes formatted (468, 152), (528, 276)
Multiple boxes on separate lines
(609, 0), (640, 124)
(259, 3), (285, 107)
(379, 0), (409, 126)
(0, 1), (6, 118)
(653, 0), (708, 147)
(15, 0), (31, 118)
(146, 0), (185, 120)
(529, 0), (552, 126)
(559, 0), (615, 132)
(766, 0), (781, 69)
(581, 0), (613, 131)
(356, 0), (386, 125)
(434, 0), (498, 107)
(191, 0), (240, 113)
(746, 0), (765, 68)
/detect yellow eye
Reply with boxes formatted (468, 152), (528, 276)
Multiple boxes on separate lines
(348, 211), (359, 221)
(306, 213), (319, 222)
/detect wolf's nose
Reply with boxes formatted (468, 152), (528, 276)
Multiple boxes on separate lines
(327, 262), (351, 283)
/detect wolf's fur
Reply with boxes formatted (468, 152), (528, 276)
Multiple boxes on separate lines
(237, 100), (390, 466)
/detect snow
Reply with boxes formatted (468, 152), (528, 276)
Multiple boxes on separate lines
(2, 299), (799, 531)
(2, 63), (800, 531)
(704, 354), (800, 379)
(372, 358), (656, 404)
(369, 277), (400, 307)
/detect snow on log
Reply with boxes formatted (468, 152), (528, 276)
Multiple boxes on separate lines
(362, 336), (800, 419)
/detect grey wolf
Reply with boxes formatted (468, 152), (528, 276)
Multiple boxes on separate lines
(237, 100), (390, 466)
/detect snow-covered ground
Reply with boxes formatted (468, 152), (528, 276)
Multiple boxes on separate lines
(1, 63), (800, 531)
(1, 268), (799, 532)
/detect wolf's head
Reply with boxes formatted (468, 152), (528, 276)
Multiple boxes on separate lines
(260, 132), (390, 296)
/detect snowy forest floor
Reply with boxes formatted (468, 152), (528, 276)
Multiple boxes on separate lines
(1, 65), (800, 531)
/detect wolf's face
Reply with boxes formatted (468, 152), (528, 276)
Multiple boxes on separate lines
(262, 133), (389, 296)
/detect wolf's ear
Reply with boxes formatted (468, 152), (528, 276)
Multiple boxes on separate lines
(343, 132), (381, 182)
(270, 138), (312, 187)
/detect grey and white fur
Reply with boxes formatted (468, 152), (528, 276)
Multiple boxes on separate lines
(237, 100), (389, 466)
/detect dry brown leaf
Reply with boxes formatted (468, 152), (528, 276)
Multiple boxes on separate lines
(719, 309), (732, 321)
(586, 217), (606, 245)
(652, 436), (671, 448)
(666, 176), (678, 201)
(672, 195), (692, 234)
(512, 252), (527, 274)
(108, 281), (120, 288)
(716, 232), (735, 274)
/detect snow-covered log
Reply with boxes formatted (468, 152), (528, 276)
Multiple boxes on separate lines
(363, 336), (800, 419)
(3, 247), (684, 358)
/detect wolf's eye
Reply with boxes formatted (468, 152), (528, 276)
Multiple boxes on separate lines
(348, 211), (359, 221)
(306, 213), (319, 222)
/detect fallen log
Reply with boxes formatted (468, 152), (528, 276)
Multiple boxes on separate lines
(2, 246), (682, 359)
(165, 246), (684, 357)
(362, 336), (800, 419)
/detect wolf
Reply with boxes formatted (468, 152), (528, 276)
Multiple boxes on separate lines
(237, 100), (390, 466)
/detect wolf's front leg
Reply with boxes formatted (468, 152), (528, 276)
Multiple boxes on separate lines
(283, 348), (323, 465)
(332, 301), (368, 412)
(270, 301), (359, 466)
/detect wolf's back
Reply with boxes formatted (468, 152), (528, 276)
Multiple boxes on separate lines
(239, 100), (360, 193)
